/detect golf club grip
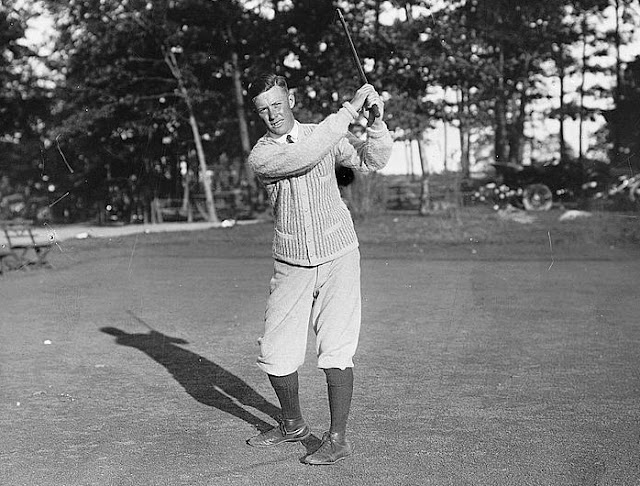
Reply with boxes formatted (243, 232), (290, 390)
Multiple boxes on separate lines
(369, 103), (380, 119)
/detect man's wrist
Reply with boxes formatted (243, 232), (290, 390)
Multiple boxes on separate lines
(342, 102), (359, 120)
(367, 118), (387, 134)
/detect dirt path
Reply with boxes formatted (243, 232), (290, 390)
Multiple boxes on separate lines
(1, 221), (639, 485)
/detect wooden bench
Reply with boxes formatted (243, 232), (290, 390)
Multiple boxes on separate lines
(152, 198), (194, 223)
(0, 220), (53, 272)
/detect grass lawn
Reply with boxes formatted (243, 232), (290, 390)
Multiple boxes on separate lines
(1, 208), (638, 485)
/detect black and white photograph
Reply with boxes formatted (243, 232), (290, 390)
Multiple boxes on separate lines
(1, 1), (639, 484)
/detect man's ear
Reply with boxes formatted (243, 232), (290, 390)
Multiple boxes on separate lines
(288, 90), (296, 109)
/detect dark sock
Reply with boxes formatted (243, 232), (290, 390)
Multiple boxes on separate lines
(268, 372), (302, 421)
(324, 368), (354, 437)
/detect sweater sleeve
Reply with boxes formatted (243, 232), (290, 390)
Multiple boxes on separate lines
(249, 107), (356, 184)
(335, 121), (394, 172)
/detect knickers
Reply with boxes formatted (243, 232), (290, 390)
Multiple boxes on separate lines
(257, 248), (361, 376)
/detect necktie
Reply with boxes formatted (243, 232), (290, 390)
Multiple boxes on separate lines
(286, 135), (294, 144)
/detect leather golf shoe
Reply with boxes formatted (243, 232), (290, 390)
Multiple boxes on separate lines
(303, 431), (353, 465)
(247, 417), (310, 448)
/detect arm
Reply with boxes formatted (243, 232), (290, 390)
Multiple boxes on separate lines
(249, 107), (355, 184)
(249, 84), (376, 184)
(335, 94), (393, 172)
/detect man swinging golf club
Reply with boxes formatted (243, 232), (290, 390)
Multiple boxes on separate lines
(245, 72), (392, 465)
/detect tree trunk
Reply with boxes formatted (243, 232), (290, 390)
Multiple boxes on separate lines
(457, 86), (471, 178)
(509, 54), (531, 165)
(612, 0), (622, 165)
(227, 27), (260, 214)
(403, 140), (417, 180)
(228, 27), (256, 187)
(416, 137), (431, 215)
(230, 51), (253, 174)
(443, 117), (448, 172)
(230, 49), (258, 213)
(579, 17), (588, 163)
(558, 49), (567, 163)
(494, 46), (508, 163)
(187, 110), (218, 223)
(142, 132), (156, 224)
(181, 169), (193, 223)
(164, 49), (219, 223)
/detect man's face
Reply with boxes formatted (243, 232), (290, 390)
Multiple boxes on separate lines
(253, 86), (295, 137)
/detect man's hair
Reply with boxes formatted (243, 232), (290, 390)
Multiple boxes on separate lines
(247, 73), (289, 101)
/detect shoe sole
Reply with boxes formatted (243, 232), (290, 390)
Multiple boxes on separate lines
(247, 428), (311, 448)
(303, 447), (354, 465)
(303, 452), (352, 466)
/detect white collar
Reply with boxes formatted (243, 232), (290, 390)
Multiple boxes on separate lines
(271, 121), (300, 144)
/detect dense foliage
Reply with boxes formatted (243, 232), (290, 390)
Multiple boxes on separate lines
(0, 1), (52, 205)
(1, 0), (639, 222)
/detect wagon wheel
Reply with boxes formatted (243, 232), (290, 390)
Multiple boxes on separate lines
(522, 183), (553, 211)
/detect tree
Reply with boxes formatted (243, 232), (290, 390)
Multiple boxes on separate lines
(45, 0), (189, 222)
(607, 56), (640, 171)
(604, 0), (639, 167)
(416, 5), (495, 177)
(163, 46), (218, 223)
(167, 0), (277, 213)
(542, 1), (613, 165)
(0, 1), (52, 188)
(375, 9), (439, 214)
(33, 0), (638, 224)
(46, 0), (276, 223)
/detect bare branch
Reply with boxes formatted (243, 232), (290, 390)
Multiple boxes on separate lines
(129, 76), (177, 84)
(135, 93), (181, 100)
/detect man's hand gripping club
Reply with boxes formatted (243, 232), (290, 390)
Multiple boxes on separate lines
(349, 84), (384, 126)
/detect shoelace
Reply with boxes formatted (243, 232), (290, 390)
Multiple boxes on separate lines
(317, 433), (335, 452)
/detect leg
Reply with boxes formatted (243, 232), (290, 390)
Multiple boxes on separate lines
(247, 370), (310, 447)
(248, 261), (315, 447)
(268, 371), (302, 421)
(303, 367), (355, 464)
(257, 260), (316, 376)
(312, 249), (361, 371)
(304, 250), (360, 464)
(324, 367), (354, 437)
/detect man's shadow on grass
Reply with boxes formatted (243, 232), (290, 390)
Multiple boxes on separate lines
(100, 313), (321, 453)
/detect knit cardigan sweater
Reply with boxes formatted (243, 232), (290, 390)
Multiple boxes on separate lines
(249, 106), (393, 267)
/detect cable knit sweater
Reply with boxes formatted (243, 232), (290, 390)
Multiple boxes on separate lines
(249, 105), (393, 266)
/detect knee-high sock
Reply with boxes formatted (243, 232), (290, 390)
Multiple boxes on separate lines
(324, 367), (354, 436)
(268, 371), (302, 421)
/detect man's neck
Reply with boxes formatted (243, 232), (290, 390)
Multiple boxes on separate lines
(269, 120), (299, 143)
